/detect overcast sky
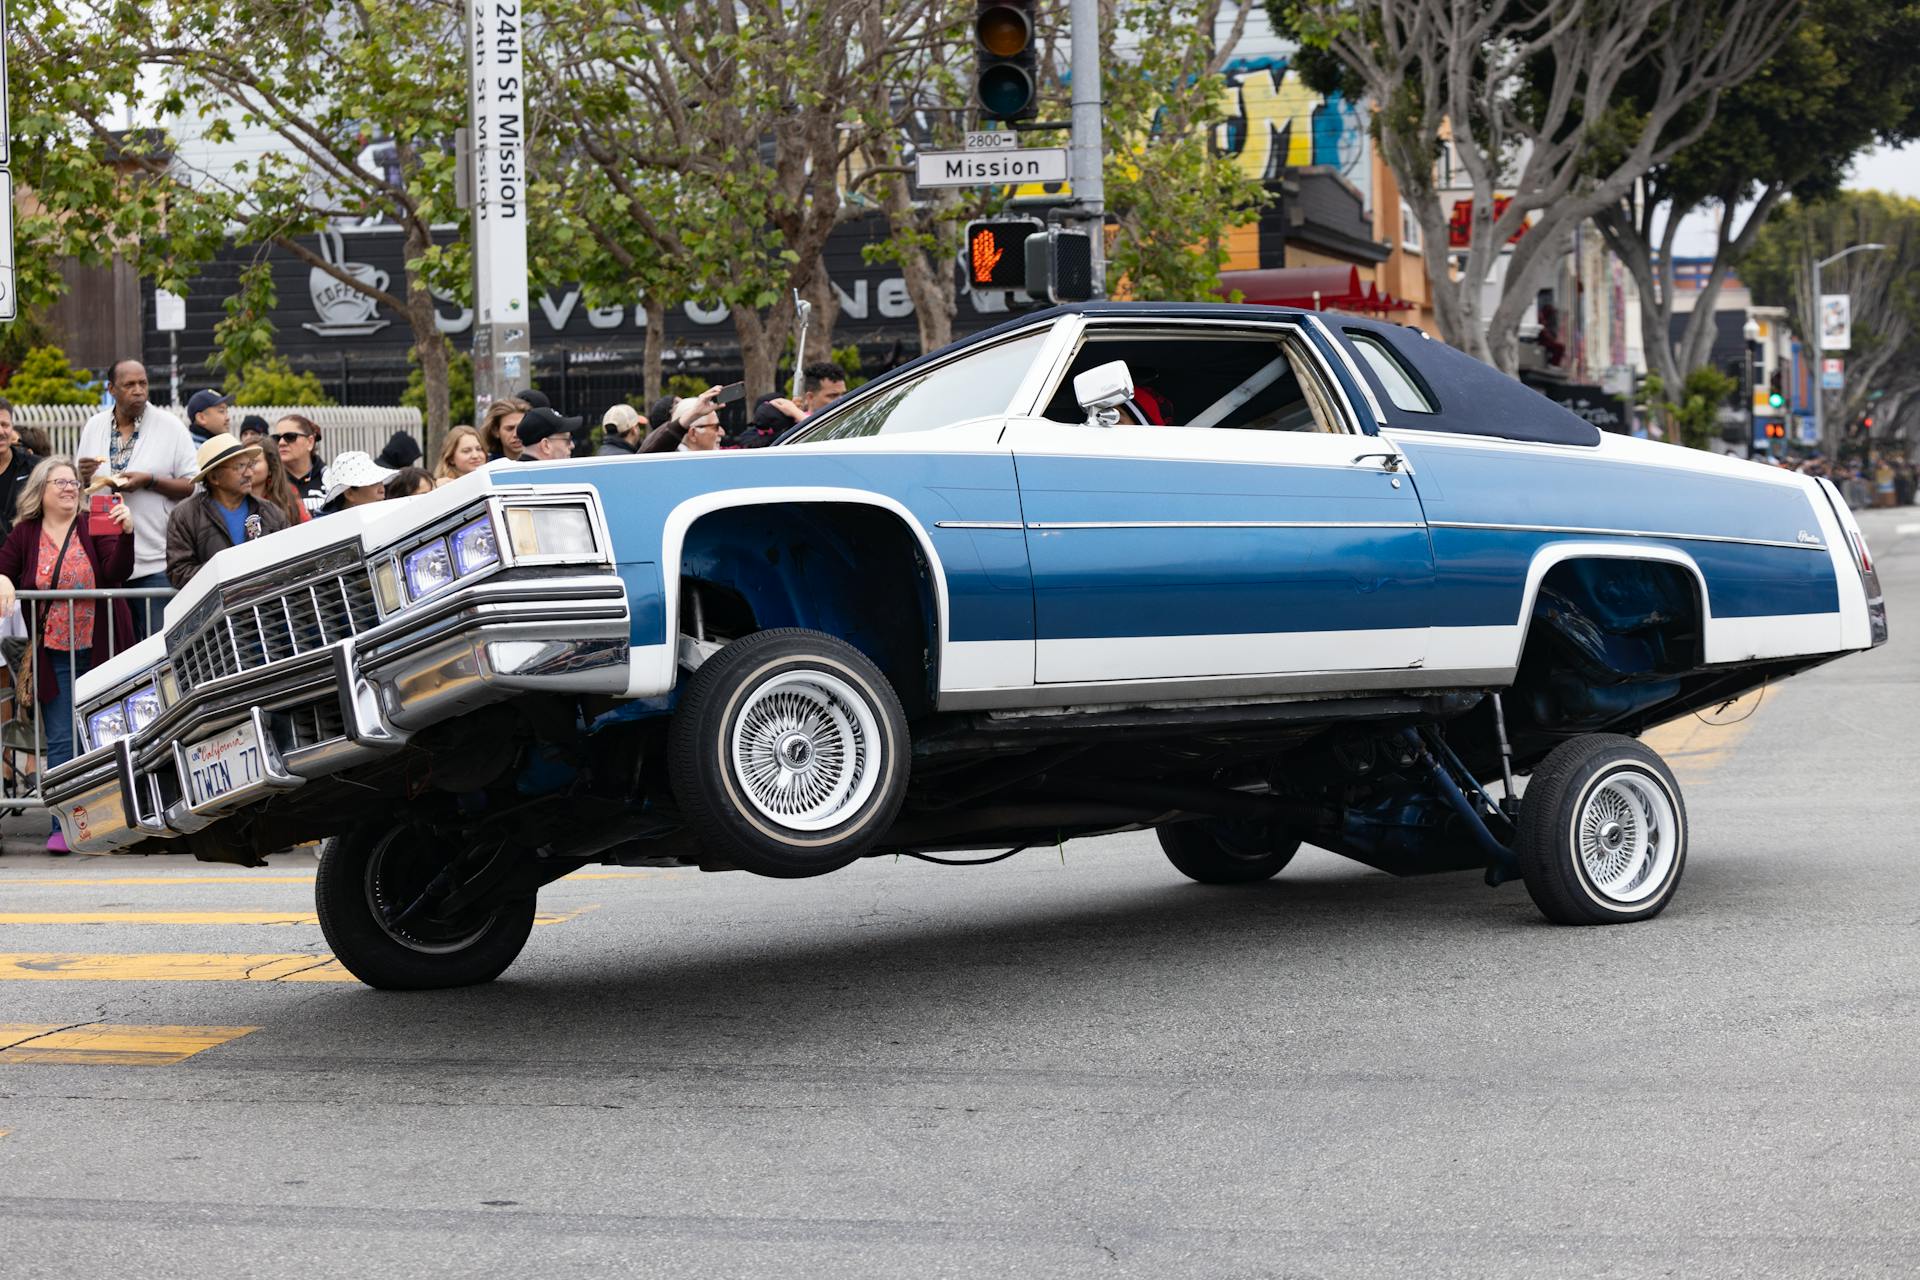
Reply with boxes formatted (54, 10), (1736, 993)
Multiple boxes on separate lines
(1671, 140), (1920, 256)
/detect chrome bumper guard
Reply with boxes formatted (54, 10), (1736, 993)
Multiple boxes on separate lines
(44, 572), (632, 853)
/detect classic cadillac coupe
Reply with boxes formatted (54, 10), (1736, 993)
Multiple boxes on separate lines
(46, 303), (1887, 988)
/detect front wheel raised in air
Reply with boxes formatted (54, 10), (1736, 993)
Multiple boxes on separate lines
(315, 821), (537, 990)
(1516, 733), (1688, 925)
(1157, 818), (1301, 884)
(670, 628), (910, 879)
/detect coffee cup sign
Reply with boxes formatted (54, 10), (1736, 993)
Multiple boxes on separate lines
(302, 230), (393, 337)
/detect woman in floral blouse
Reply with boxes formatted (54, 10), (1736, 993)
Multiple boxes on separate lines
(0, 458), (135, 852)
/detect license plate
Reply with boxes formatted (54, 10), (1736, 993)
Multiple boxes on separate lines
(183, 719), (273, 809)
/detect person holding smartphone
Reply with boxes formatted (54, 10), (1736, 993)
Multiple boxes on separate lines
(638, 385), (731, 454)
(0, 458), (136, 852)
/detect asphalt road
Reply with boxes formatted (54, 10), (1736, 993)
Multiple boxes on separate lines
(1, 507), (1915, 1279)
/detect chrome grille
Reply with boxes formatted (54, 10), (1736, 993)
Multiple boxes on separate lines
(275, 697), (348, 754)
(175, 567), (378, 692)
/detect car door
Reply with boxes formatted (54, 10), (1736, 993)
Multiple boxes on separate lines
(1007, 323), (1433, 687)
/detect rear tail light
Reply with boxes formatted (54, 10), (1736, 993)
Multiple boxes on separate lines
(1849, 528), (1873, 575)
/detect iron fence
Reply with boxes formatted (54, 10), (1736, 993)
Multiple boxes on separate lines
(1, 586), (176, 814)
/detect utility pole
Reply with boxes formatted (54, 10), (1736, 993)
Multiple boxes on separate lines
(464, 0), (531, 422)
(1066, 0), (1105, 299)
(1811, 242), (1886, 454)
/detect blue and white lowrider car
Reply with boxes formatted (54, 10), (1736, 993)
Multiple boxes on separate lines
(46, 303), (1887, 988)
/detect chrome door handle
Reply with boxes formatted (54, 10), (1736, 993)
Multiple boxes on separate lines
(1352, 451), (1405, 471)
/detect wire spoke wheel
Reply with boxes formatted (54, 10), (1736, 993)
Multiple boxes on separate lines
(729, 672), (879, 832)
(672, 629), (910, 879)
(1517, 734), (1688, 925)
(1575, 772), (1675, 905)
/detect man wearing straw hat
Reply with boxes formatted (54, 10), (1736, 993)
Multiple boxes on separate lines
(163, 432), (291, 588)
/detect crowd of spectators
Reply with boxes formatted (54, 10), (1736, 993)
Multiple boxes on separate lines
(1768, 452), (1917, 508)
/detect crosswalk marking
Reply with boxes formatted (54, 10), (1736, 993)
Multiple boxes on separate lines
(0, 906), (597, 927)
(0, 953), (356, 981)
(0, 1022), (256, 1065)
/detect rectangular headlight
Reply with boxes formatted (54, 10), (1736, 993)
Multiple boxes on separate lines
(125, 682), (162, 732)
(403, 539), (456, 600)
(451, 516), (501, 576)
(86, 702), (130, 751)
(504, 505), (596, 558)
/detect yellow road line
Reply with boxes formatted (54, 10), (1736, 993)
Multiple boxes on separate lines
(0, 906), (597, 927)
(1642, 691), (1766, 781)
(0, 1022), (256, 1065)
(3, 870), (676, 886)
(0, 875), (319, 887)
(0, 954), (356, 982)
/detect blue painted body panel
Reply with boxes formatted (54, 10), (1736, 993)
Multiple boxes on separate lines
(1013, 452), (1433, 640)
(1396, 437), (1841, 622)
(499, 450), (1035, 648)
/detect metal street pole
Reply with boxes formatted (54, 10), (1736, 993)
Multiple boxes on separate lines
(1742, 315), (1758, 460)
(1811, 241), (1887, 454)
(1067, 0), (1105, 299)
(465, 0), (531, 424)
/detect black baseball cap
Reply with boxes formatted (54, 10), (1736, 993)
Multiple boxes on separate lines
(514, 388), (552, 410)
(514, 406), (584, 448)
(185, 389), (234, 421)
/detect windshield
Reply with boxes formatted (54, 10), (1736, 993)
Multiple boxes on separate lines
(785, 331), (1049, 442)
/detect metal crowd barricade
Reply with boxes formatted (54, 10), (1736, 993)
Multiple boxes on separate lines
(1, 585), (176, 813)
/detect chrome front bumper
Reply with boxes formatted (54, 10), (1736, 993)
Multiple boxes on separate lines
(46, 572), (632, 853)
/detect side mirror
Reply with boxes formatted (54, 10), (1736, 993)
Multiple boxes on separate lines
(1074, 360), (1134, 427)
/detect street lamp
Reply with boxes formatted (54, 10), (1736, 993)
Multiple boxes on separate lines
(1811, 242), (1889, 452)
(1742, 315), (1761, 460)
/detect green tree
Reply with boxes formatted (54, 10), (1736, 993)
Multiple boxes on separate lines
(1276, 0), (1798, 372)
(18, 0), (473, 452)
(4, 346), (103, 405)
(402, 351), (475, 425)
(1643, 367), (1740, 451)
(227, 356), (335, 407)
(1592, 0), (1920, 395)
(1743, 192), (1920, 451)
(1102, 0), (1267, 301)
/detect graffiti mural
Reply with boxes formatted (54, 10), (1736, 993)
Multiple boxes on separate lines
(1212, 59), (1366, 187)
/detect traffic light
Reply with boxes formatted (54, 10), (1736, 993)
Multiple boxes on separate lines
(1763, 422), (1787, 440)
(975, 1), (1038, 122)
(964, 219), (1039, 289)
(1023, 227), (1095, 303)
(1767, 366), (1785, 410)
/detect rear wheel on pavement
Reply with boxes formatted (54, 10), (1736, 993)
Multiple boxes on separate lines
(1157, 818), (1301, 884)
(315, 820), (537, 990)
(1515, 733), (1688, 925)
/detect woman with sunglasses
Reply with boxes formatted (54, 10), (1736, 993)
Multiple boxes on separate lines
(272, 414), (327, 516)
(0, 458), (136, 853)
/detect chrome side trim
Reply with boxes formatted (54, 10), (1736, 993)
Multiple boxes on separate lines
(1025, 520), (1426, 531)
(938, 665), (1515, 712)
(1426, 520), (1826, 553)
(934, 520), (1025, 531)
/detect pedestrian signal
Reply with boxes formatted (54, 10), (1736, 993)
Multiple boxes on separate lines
(1762, 422), (1787, 440)
(975, 1), (1039, 122)
(965, 220), (1038, 289)
(1024, 226), (1096, 303)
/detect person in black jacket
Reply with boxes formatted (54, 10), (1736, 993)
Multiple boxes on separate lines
(164, 434), (291, 588)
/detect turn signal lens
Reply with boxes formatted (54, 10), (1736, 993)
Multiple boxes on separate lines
(373, 557), (404, 615)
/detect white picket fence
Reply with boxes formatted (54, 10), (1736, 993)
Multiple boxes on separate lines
(10, 404), (424, 465)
